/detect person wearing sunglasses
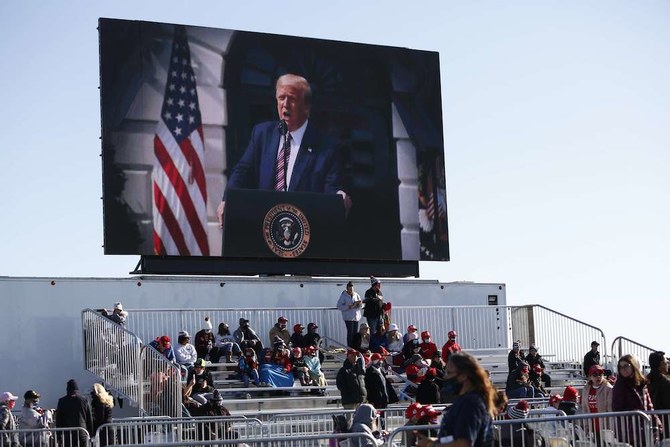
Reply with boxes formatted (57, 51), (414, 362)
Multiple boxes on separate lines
(612, 354), (655, 444)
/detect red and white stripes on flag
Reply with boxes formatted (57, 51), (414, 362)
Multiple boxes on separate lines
(152, 26), (209, 256)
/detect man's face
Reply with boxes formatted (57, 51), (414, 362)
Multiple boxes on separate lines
(276, 83), (309, 131)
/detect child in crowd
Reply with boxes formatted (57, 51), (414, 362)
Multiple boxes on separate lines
(290, 347), (312, 386)
(238, 348), (261, 387)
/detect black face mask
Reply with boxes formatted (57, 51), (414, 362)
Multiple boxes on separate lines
(443, 376), (462, 395)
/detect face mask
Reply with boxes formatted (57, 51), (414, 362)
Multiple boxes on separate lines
(444, 377), (463, 394)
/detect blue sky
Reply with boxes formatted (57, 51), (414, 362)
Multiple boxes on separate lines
(1, 1), (668, 351)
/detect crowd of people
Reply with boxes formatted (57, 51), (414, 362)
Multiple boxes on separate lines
(138, 312), (332, 420)
(0, 379), (114, 447)
(4, 284), (670, 447)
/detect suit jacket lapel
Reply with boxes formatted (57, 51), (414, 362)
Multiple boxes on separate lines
(289, 123), (315, 191)
(259, 126), (281, 189)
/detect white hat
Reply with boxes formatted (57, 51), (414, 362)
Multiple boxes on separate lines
(203, 317), (212, 330)
(179, 330), (190, 338)
(114, 302), (123, 311)
(0, 392), (18, 403)
(388, 323), (399, 332)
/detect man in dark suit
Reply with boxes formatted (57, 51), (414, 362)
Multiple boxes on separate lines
(217, 74), (351, 227)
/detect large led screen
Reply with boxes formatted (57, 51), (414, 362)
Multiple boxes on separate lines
(100, 18), (449, 263)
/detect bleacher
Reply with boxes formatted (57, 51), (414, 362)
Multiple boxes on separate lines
(82, 304), (661, 422)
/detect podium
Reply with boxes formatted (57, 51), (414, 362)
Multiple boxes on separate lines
(223, 189), (346, 259)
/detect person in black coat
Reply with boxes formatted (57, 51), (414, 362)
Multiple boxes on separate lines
(90, 383), (114, 447)
(336, 349), (367, 413)
(364, 353), (389, 409)
(416, 368), (440, 404)
(583, 341), (601, 376)
(55, 380), (94, 447)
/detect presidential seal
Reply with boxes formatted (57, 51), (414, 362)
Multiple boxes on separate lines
(263, 203), (311, 258)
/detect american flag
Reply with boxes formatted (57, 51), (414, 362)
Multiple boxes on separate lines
(152, 26), (209, 256)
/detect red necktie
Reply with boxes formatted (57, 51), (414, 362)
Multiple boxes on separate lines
(274, 132), (291, 191)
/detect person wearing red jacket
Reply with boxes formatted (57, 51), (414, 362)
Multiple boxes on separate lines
(441, 330), (462, 363)
(419, 331), (438, 359)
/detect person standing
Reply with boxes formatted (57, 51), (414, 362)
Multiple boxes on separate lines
(612, 355), (654, 444)
(19, 390), (50, 447)
(647, 351), (670, 438)
(90, 384), (114, 447)
(336, 349), (367, 416)
(217, 73), (352, 227)
(364, 353), (389, 412)
(0, 392), (20, 447)
(583, 341), (601, 376)
(416, 352), (495, 447)
(363, 277), (384, 334)
(106, 302), (128, 327)
(55, 379), (94, 447)
(337, 281), (362, 348)
(581, 365), (613, 442)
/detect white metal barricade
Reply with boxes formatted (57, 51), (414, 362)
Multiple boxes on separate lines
(386, 410), (656, 447)
(0, 427), (90, 447)
(93, 431), (377, 447)
(95, 416), (263, 445)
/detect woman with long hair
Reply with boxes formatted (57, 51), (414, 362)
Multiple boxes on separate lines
(90, 383), (114, 447)
(612, 354), (655, 444)
(417, 351), (495, 447)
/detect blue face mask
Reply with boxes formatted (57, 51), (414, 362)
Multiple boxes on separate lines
(33, 400), (40, 407)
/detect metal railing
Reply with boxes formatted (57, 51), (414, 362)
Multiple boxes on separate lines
(121, 305), (606, 363)
(95, 416), (263, 445)
(140, 345), (183, 418)
(610, 336), (658, 373)
(387, 410), (656, 447)
(82, 309), (143, 403)
(82, 304), (637, 422)
(511, 305), (607, 364)
(0, 427), (90, 447)
(91, 424), (376, 447)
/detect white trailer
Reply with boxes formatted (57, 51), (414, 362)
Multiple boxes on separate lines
(0, 275), (504, 410)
